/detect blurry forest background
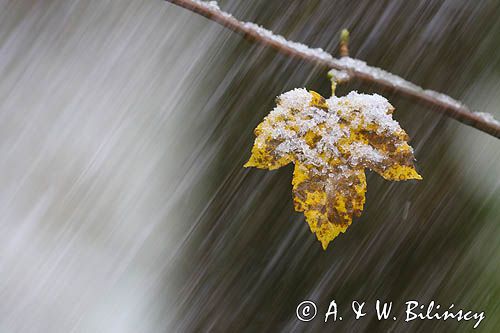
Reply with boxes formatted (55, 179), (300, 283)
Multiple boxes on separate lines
(0, 0), (498, 332)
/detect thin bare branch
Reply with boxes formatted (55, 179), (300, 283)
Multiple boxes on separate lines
(165, 0), (500, 139)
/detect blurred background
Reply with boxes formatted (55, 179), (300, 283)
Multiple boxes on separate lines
(0, 0), (498, 332)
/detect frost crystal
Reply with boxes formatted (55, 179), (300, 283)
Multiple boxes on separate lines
(242, 22), (335, 63)
(192, 1), (336, 62)
(245, 89), (421, 249)
(474, 112), (500, 127)
(328, 69), (350, 82)
(246, 88), (420, 178)
(348, 142), (384, 165)
(193, 0), (221, 11)
(277, 88), (313, 110)
(327, 91), (400, 134)
(192, 0), (234, 19)
(333, 57), (423, 92)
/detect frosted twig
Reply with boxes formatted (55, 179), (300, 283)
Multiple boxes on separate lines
(165, 0), (500, 139)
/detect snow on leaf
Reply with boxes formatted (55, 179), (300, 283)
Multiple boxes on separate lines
(244, 88), (422, 249)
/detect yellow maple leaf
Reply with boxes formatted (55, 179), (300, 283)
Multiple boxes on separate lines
(244, 88), (422, 249)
